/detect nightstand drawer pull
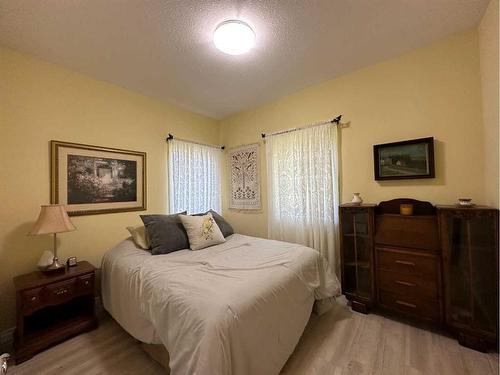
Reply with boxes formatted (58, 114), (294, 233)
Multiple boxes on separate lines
(395, 280), (416, 287)
(30, 296), (37, 301)
(395, 300), (417, 309)
(395, 260), (415, 266)
(55, 288), (68, 295)
(84, 281), (89, 286)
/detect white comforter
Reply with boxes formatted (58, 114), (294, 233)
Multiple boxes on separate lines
(101, 234), (340, 375)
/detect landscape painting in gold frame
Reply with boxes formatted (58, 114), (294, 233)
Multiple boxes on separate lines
(51, 140), (146, 216)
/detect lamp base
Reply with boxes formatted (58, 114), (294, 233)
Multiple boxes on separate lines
(41, 257), (66, 272)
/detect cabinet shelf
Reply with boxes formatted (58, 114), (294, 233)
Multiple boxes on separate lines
(343, 233), (369, 238)
(449, 244), (495, 255)
(23, 314), (96, 348)
(344, 261), (371, 269)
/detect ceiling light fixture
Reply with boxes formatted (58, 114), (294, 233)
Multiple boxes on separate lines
(213, 20), (255, 55)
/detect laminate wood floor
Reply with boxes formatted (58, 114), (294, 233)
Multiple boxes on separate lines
(9, 298), (499, 375)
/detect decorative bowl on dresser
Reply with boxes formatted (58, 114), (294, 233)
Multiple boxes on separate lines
(13, 261), (98, 364)
(339, 199), (499, 352)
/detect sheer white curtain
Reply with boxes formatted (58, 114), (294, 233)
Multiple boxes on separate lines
(168, 139), (222, 214)
(266, 123), (340, 269)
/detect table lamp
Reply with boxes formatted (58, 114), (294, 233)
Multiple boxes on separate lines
(29, 204), (76, 272)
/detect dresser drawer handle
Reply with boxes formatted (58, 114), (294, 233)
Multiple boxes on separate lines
(395, 280), (416, 287)
(395, 260), (415, 266)
(30, 296), (37, 301)
(55, 289), (68, 295)
(84, 281), (89, 286)
(395, 300), (417, 309)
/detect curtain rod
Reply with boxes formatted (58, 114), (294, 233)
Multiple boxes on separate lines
(166, 134), (225, 150)
(261, 115), (343, 139)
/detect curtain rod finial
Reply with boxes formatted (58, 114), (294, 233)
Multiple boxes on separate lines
(221, 146), (225, 150)
(261, 133), (266, 139)
(332, 115), (342, 124)
(167, 133), (174, 141)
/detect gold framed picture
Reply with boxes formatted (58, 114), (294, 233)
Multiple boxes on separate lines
(51, 140), (147, 216)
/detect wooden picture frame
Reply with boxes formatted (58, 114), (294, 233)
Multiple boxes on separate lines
(373, 137), (435, 180)
(51, 140), (146, 216)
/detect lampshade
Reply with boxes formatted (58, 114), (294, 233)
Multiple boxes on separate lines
(29, 204), (76, 235)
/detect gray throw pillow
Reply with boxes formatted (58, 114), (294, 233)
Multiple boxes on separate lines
(193, 210), (234, 238)
(140, 212), (188, 255)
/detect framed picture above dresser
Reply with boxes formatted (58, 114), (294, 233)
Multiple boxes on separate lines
(339, 198), (499, 352)
(373, 137), (435, 180)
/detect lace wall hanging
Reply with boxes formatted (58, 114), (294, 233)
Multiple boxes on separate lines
(229, 143), (261, 210)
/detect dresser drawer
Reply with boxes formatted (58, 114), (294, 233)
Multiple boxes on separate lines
(378, 270), (439, 300)
(377, 248), (438, 277)
(21, 287), (44, 314)
(44, 278), (77, 305)
(77, 274), (94, 294)
(378, 290), (440, 321)
(375, 215), (439, 251)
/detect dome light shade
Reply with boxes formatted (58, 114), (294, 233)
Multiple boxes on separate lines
(213, 20), (255, 55)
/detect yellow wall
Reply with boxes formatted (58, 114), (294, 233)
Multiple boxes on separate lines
(479, 0), (499, 208)
(0, 47), (219, 330)
(0, 26), (493, 331)
(220, 30), (486, 238)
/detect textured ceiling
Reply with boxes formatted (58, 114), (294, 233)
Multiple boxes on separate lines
(0, 0), (490, 119)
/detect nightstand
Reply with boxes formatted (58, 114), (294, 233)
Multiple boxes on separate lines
(13, 261), (98, 364)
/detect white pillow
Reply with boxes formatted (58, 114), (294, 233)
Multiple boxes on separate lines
(127, 225), (150, 250)
(179, 212), (225, 250)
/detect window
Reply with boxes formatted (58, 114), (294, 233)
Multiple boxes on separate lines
(168, 139), (222, 214)
(266, 123), (339, 265)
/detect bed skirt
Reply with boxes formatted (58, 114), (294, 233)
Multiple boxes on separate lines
(141, 343), (171, 374)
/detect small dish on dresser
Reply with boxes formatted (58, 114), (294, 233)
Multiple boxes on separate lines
(457, 198), (475, 207)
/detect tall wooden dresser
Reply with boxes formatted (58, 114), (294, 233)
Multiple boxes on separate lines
(339, 199), (499, 351)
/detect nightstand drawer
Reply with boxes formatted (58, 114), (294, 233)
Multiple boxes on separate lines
(77, 274), (94, 294)
(21, 288), (44, 314)
(44, 278), (77, 305)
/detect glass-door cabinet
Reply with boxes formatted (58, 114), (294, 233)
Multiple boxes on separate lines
(340, 204), (376, 313)
(437, 206), (499, 351)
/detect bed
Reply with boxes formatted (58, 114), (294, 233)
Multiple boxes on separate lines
(101, 233), (340, 375)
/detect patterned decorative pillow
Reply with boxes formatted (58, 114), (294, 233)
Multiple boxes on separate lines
(179, 212), (226, 250)
(126, 225), (150, 250)
(193, 210), (234, 238)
